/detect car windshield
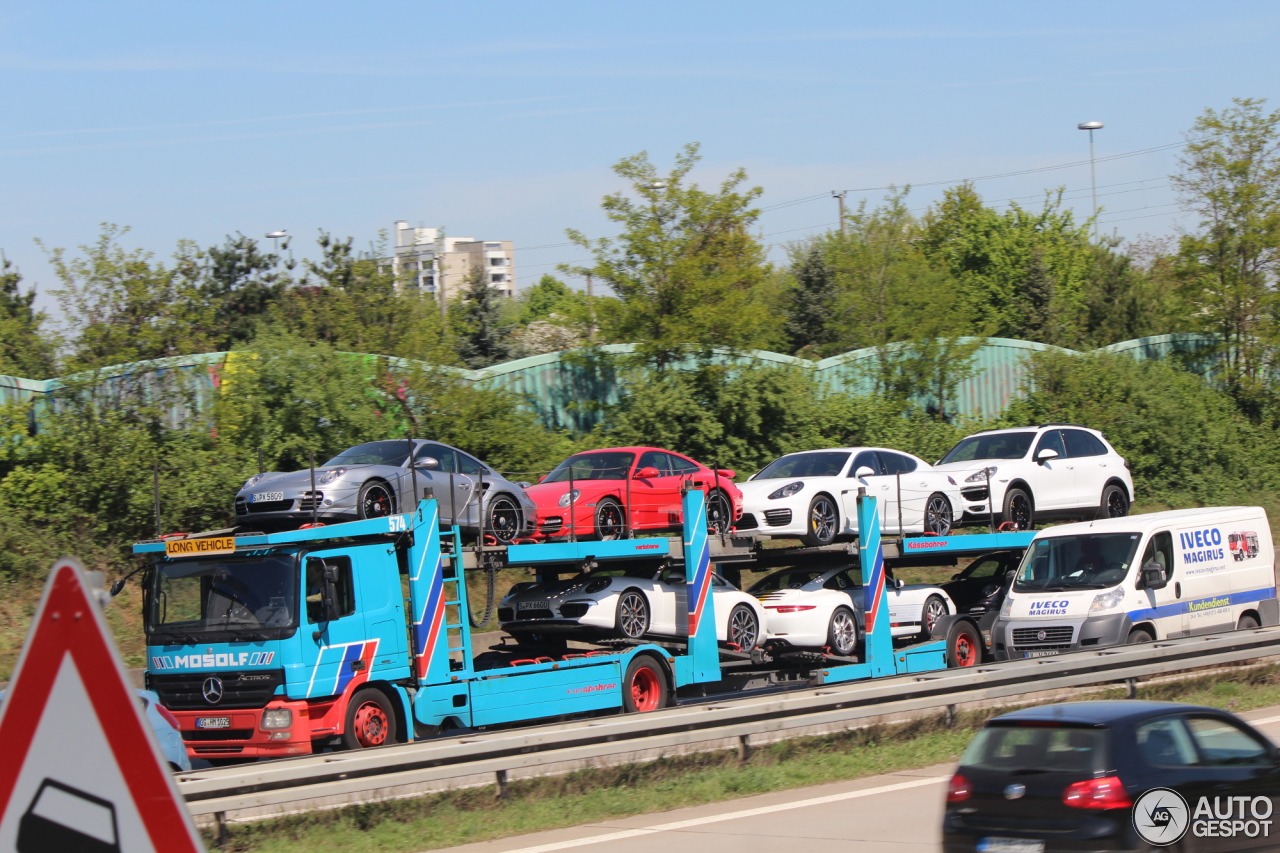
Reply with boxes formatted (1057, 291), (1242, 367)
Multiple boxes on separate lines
(322, 440), (411, 467)
(749, 569), (827, 592)
(1013, 533), (1140, 592)
(147, 553), (298, 642)
(544, 452), (635, 482)
(961, 723), (1109, 774)
(939, 432), (1036, 464)
(756, 452), (851, 480)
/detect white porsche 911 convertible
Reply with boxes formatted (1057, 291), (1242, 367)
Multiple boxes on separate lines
(735, 447), (963, 546)
(498, 562), (767, 650)
(749, 566), (956, 655)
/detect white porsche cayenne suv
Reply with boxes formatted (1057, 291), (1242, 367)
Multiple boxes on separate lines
(735, 447), (963, 546)
(931, 424), (1134, 530)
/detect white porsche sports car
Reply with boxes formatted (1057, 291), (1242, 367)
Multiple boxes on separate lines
(499, 563), (766, 650)
(735, 447), (963, 546)
(749, 566), (956, 654)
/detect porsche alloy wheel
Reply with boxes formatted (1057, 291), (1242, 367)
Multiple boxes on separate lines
(358, 481), (394, 519)
(828, 607), (858, 656)
(486, 495), (522, 543)
(802, 495), (838, 547)
(727, 604), (759, 650)
(615, 590), (649, 639)
(706, 490), (732, 536)
(596, 498), (625, 540)
(923, 493), (953, 536)
(920, 594), (947, 641)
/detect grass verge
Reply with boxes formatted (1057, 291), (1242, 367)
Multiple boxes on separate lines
(208, 664), (1280, 853)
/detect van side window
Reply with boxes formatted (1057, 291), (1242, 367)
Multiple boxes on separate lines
(1139, 531), (1174, 584)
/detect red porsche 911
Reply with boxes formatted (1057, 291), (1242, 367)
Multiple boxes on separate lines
(526, 447), (743, 539)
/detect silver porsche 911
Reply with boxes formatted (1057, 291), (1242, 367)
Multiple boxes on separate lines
(233, 439), (537, 542)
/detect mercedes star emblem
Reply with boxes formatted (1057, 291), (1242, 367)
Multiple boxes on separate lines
(202, 676), (224, 704)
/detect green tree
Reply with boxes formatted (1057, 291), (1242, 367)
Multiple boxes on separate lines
(0, 256), (58, 378)
(783, 241), (840, 357)
(451, 265), (514, 368)
(44, 225), (215, 371)
(516, 275), (584, 324)
(565, 143), (782, 368)
(921, 184), (1094, 346)
(199, 233), (291, 349)
(1171, 97), (1280, 413)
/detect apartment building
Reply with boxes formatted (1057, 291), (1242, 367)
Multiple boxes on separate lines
(391, 221), (515, 302)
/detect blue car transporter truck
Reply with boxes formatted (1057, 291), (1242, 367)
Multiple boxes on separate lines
(134, 486), (1035, 763)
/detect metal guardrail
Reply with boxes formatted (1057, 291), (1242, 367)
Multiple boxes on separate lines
(177, 627), (1280, 819)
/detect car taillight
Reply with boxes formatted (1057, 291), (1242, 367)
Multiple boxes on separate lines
(157, 705), (180, 729)
(1062, 776), (1131, 809)
(946, 773), (972, 803)
(765, 605), (817, 613)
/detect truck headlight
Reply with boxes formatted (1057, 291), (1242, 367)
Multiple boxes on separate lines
(999, 594), (1013, 619)
(558, 489), (581, 508)
(1089, 587), (1125, 614)
(965, 467), (998, 484)
(261, 708), (293, 730)
(768, 481), (804, 500)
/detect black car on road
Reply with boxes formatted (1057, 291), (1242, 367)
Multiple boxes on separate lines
(943, 701), (1280, 852)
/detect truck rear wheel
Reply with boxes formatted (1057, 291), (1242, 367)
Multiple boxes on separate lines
(341, 687), (397, 749)
(946, 621), (981, 668)
(622, 655), (668, 713)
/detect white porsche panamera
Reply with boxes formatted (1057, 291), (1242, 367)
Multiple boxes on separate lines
(749, 566), (957, 655)
(735, 447), (964, 546)
(498, 562), (767, 650)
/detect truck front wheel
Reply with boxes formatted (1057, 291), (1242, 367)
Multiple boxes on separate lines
(342, 687), (398, 749)
(946, 621), (981, 668)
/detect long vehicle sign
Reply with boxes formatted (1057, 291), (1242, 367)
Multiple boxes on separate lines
(164, 537), (236, 557)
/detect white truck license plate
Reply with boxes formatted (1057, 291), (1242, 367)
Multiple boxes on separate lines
(978, 839), (1044, 853)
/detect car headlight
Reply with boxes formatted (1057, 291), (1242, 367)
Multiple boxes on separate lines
(260, 708), (292, 730)
(318, 467), (346, 486)
(558, 489), (581, 508)
(964, 467), (998, 484)
(1089, 587), (1125, 614)
(583, 578), (611, 593)
(244, 474), (265, 490)
(768, 481), (804, 500)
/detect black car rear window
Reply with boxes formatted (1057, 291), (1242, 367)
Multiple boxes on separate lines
(961, 723), (1109, 774)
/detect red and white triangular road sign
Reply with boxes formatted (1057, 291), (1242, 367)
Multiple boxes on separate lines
(0, 557), (204, 852)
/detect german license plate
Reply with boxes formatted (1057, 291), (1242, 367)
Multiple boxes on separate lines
(978, 839), (1044, 853)
(252, 492), (284, 503)
(196, 717), (231, 729)
(518, 600), (547, 610)
(1024, 650), (1060, 658)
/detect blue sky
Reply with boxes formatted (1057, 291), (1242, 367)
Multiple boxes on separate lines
(3, 1), (1278, 316)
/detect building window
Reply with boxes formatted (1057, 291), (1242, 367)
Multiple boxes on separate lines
(490, 274), (505, 283)
(421, 276), (435, 288)
(489, 257), (508, 266)
(484, 242), (501, 249)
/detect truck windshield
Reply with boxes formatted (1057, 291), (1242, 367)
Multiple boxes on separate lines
(147, 553), (298, 643)
(1013, 533), (1140, 592)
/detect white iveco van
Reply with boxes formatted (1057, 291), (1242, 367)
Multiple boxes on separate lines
(992, 507), (1277, 660)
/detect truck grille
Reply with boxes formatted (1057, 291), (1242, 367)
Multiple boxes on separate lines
(1012, 626), (1074, 649)
(150, 669), (285, 710)
(184, 729), (255, 741)
(764, 509), (792, 527)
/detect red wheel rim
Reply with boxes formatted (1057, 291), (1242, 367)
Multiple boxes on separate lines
(954, 634), (977, 667)
(630, 666), (661, 712)
(352, 700), (390, 746)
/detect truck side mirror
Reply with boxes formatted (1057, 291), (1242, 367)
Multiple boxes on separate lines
(1036, 448), (1059, 464)
(854, 466), (876, 479)
(1141, 564), (1167, 590)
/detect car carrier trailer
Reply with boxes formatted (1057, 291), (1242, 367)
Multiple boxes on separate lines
(133, 486), (1035, 763)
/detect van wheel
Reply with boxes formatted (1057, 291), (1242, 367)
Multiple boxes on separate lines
(1238, 613), (1260, 630)
(1001, 488), (1033, 530)
(946, 621), (981, 668)
(1127, 627), (1154, 644)
(1100, 484), (1129, 519)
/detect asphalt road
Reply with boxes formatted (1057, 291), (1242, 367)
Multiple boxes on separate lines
(434, 705), (1280, 853)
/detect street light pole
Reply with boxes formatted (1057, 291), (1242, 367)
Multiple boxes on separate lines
(833, 191), (847, 236)
(1077, 121), (1103, 240)
(265, 230), (287, 255)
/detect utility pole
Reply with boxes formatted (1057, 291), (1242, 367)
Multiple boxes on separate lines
(833, 191), (848, 236)
(436, 256), (447, 322)
(1077, 121), (1104, 241)
(585, 272), (596, 337)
